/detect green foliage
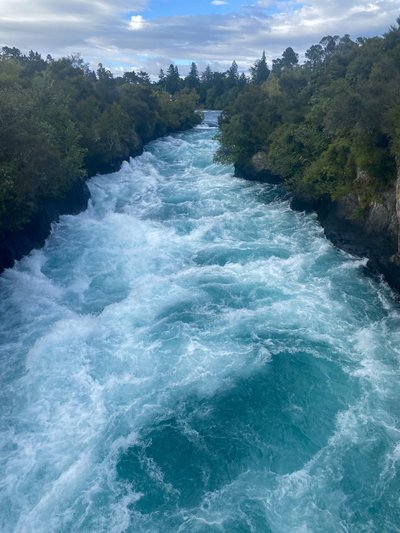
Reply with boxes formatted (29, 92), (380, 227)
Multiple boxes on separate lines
(302, 140), (356, 199)
(216, 19), (400, 204)
(215, 86), (281, 166)
(0, 48), (201, 230)
(165, 64), (181, 95)
(386, 98), (400, 165)
(266, 125), (308, 180)
(250, 51), (270, 84)
(272, 47), (299, 75)
(185, 62), (200, 90)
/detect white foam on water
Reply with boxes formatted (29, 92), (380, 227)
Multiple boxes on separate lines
(0, 119), (400, 532)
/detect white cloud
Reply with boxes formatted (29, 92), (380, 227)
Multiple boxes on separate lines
(1, 0), (148, 22)
(211, 1), (229, 5)
(0, 0), (398, 77)
(128, 15), (146, 31)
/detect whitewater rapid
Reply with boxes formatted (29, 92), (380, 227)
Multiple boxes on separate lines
(0, 112), (399, 532)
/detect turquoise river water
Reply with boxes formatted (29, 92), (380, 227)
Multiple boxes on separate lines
(0, 112), (400, 532)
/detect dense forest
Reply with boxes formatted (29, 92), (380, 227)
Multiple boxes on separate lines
(0, 50), (204, 232)
(158, 60), (248, 109)
(0, 46), (255, 234)
(216, 19), (400, 210)
(2, 18), (400, 254)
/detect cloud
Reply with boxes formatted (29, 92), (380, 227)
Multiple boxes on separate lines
(1, 0), (148, 22)
(128, 15), (147, 31)
(108, 1), (398, 66)
(211, 1), (229, 5)
(0, 0), (150, 70)
(0, 0), (398, 77)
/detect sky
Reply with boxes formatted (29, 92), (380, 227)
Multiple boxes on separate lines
(1, 0), (399, 77)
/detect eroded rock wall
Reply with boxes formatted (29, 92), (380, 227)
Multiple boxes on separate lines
(236, 155), (400, 293)
(0, 179), (90, 273)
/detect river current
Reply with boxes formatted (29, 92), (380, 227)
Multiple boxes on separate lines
(0, 112), (400, 532)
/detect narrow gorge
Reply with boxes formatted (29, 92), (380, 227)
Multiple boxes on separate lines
(0, 113), (399, 532)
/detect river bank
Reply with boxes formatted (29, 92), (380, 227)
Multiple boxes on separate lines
(4, 122), (400, 297)
(236, 155), (400, 294)
(0, 117), (202, 274)
(2, 117), (400, 532)
(0, 178), (90, 273)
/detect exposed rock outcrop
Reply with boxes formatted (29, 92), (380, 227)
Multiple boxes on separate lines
(393, 169), (400, 267)
(237, 156), (400, 293)
(0, 179), (90, 272)
(313, 183), (400, 292)
(235, 152), (282, 184)
(0, 147), (147, 274)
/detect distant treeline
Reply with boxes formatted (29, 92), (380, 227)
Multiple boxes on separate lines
(216, 19), (400, 207)
(157, 61), (248, 109)
(103, 59), (251, 108)
(0, 48), (202, 231)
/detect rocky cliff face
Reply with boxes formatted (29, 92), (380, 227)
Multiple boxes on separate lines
(313, 178), (400, 292)
(394, 169), (400, 266)
(0, 179), (90, 273)
(235, 152), (282, 184)
(235, 154), (400, 293)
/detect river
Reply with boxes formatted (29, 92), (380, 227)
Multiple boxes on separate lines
(0, 112), (399, 532)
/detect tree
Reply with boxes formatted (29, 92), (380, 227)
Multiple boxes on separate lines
(122, 70), (150, 85)
(305, 44), (324, 69)
(185, 62), (200, 90)
(216, 21), (400, 208)
(320, 35), (340, 57)
(137, 71), (151, 84)
(165, 63), (181, 94)
(201, 65), (214, 84)
(158, 68), (166, 90)
(272, 47), (299, 75)
(250, 51), (270, 84)
(0, 46), (202, 233)
(123, 70), (139, 84)
(228, 60), (239, 82)
(239, 72), (248, 88)
(96, 63), (113, 81)
(1, 46), (21, 59)
(282, 47), (299, 68)
(28, 50), (42, 62)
